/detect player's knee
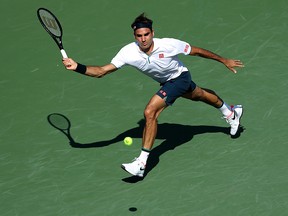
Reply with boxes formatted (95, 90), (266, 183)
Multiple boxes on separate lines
(144, 106), (157, 121)
(191, 88), (204, 101)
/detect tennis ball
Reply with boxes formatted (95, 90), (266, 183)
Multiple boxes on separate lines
(124, 137), (133, 146)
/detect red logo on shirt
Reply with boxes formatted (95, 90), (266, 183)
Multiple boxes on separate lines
(184, 44), (189, 53)
(159, 53), (164, 58)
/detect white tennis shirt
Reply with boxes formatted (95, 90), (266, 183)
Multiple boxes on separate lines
(111, 38), (191, 83)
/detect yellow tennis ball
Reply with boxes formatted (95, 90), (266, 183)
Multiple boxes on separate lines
(124, 137), (133, 146)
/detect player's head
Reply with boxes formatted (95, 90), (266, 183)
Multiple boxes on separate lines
(131, 13), (154, 52)
(131, 13), (153, 33)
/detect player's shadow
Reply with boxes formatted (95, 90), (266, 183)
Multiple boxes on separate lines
(121, 121), (243, 183)
(47, 114), (244, 183)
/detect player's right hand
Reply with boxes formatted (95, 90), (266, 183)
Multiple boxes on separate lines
(62, 58), (77, 70)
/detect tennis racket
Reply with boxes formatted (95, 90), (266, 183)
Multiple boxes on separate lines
(47, 113), (74, 143)
(37, 8), (68, 58)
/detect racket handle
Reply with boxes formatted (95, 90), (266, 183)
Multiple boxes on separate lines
(60, 49), (68, 58)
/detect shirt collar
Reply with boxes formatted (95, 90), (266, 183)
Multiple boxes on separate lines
(135, 39), (160, 54)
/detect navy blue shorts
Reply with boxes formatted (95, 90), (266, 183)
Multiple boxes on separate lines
(156, 71), (197, 105)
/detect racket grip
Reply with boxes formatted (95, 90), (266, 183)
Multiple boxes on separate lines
(60, 49), (68, 58)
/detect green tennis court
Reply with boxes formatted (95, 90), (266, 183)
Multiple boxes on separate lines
(1, 0), (288, 215)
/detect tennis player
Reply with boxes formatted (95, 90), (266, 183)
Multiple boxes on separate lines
(63, 13), (244, 177)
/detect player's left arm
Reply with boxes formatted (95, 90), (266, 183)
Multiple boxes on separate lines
(189, 46), (244, 73)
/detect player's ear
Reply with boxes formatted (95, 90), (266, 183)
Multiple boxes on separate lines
(152, 29), (154, 37)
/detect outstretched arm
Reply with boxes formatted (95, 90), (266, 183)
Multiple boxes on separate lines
(189, 46), (244, 73)
(62, 58), (118, 78)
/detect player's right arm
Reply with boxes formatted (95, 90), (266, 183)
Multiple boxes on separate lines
(63, 58), (118, 78)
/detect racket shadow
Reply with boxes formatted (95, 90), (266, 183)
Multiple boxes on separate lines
(47, 113), (144, 148)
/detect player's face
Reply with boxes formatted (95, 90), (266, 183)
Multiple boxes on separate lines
(134, 28), (154, 54)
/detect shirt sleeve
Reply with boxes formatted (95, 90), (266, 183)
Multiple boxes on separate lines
(165, 38), (191, 56)
(111, 48), (127, 69)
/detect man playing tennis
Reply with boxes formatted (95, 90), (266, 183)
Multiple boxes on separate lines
(63, 13), (244, 178)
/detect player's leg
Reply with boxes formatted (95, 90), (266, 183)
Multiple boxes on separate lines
(142, 95), (167, 150)
(183, 86), (224, 108)
(182, 86), (243, 136)
(121, 95), (167, 177)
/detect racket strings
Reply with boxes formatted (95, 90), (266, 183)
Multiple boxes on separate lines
(38, 9), (62, 37)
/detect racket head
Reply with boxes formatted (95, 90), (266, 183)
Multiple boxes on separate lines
(37, 8), (63, 38)
(47, 113), (71, 131)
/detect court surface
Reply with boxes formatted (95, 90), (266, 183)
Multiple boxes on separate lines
(1, 0), (288, 215)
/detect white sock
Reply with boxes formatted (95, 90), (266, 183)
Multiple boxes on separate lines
(218, 102), (233, 117)
(138, 148), (150, 164)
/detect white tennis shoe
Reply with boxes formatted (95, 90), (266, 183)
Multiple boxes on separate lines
(224, 105), (243, 136)
(121, 158), (146, 177)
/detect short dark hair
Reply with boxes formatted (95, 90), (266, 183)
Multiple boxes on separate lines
(131, 13), (153, 31)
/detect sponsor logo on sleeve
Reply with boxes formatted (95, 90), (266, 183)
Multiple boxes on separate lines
(184, 44), (190, 53)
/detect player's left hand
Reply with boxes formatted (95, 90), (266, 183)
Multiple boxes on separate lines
(224, 59), (244, 73)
